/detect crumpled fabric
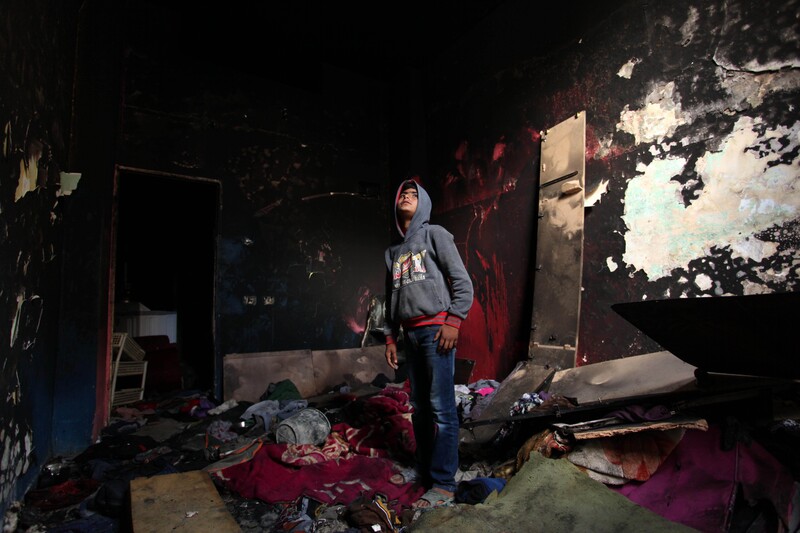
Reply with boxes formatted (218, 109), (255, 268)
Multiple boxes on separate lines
(261, 379), (303, 401)
(606, 404), (673, 422)
(206, 420), (239, 443)
(242, 399), (308, 432)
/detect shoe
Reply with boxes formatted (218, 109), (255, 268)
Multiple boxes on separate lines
(412, 488), (454, 509)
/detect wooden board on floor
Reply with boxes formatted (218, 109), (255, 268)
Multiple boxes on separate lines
(130, 470), (239, 533)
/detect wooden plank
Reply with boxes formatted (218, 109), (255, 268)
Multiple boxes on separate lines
(224, 346), (391, 401)
(223, 349), (314, 401)
(559, 416), (708, 440)
(311, 345), (388, 392)
(130, 470), (239, 533)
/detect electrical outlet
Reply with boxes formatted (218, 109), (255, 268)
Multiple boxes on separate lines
(263, 296), (275, 306)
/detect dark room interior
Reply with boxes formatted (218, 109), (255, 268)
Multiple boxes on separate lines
(1, 0), (799, 531)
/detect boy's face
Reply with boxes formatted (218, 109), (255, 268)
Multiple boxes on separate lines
(397, 187), (418, 219)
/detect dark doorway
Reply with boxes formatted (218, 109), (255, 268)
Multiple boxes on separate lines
(113, 169), (219, 394)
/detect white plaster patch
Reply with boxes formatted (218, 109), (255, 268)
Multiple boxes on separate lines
(742, 279), (770, 295)
(728, 238), (779, 263)
(616, 81), (688, 144)
(585, 178), (609, 207)
(694, 273), (713, 291)
(616, 58), (640, 79)
(621, 157), (689, 279)
(679, 6), (700, 46)
(606, 257), (618, 272)
(57, 172), (81, 197)
(621, 117), (800, 281)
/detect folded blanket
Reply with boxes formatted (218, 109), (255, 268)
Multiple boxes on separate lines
(566, 429), (685, 484)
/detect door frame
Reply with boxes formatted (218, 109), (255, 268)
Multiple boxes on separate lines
(101, 165), (222, 426)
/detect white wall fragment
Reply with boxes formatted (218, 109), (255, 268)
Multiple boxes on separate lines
(616, 58), (640, 79)
(616, 81), (688, 144)
(621, 117), (800, 281)
(585, 178), (609, 207)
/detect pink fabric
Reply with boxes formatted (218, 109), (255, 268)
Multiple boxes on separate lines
(216, 441), (423, 511)
(611, 425), (799, 532)
(336, 386), (416, 461)
(215, 386), (424, 513)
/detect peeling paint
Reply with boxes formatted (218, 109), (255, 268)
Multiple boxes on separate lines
(679, 6), (700, 46)
(606, 257), (618, 272)
(616, 58), (640, 79)
(57, 172), (81, 196)
(742, 279), (772, 295)
(616, 81), (688, 144)
(622, 117), (800, 281)
(694, 273), (713, 291)
(714, 45), (800, 73)
(14, 153), (39, 201)
(585, 178), (609, 207)
(717, 69), (800, 111)
(0, 420), (32, 505)
(712, 0), (800, 72)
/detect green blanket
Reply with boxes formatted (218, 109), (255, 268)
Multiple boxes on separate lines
(410, 453), (696, 533)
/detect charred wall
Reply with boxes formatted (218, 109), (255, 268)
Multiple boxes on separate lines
(0, 0), (79, 515)
(424, 0), (800, 377)
(117, 2), (394, 374)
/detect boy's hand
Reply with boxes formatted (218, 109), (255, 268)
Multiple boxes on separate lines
(385, 343), (399, 369)
(434, 324), (459, 353)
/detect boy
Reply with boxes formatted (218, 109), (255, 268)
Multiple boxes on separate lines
(383, 179), (473, 508)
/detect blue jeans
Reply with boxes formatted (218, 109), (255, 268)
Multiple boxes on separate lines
(404, 325), (459, 492)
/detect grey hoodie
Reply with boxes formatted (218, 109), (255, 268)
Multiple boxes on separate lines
(383, 180), (474, 343)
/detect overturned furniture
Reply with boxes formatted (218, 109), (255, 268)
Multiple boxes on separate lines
(110, 333), (148, 408)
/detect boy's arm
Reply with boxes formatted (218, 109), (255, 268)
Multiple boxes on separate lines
(430, 227), (474, 325)
(382, 250), (400, 345)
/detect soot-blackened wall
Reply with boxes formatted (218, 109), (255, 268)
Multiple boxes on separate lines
(424, 0), (800, 378)
(117, 3), (394, 374)
(0, 0), (79, 514)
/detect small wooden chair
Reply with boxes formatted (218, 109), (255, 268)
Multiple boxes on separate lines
(110, 333), (148, 408)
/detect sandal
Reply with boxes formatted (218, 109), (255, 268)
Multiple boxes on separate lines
(412, 488), (454, 509)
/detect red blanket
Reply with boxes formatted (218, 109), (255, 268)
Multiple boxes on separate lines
(214, 387), (424, 511)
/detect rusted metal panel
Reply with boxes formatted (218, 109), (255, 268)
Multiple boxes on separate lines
(529, 112), (586, 370)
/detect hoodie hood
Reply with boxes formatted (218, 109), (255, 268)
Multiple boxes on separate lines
(394, 179), (432, 240)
